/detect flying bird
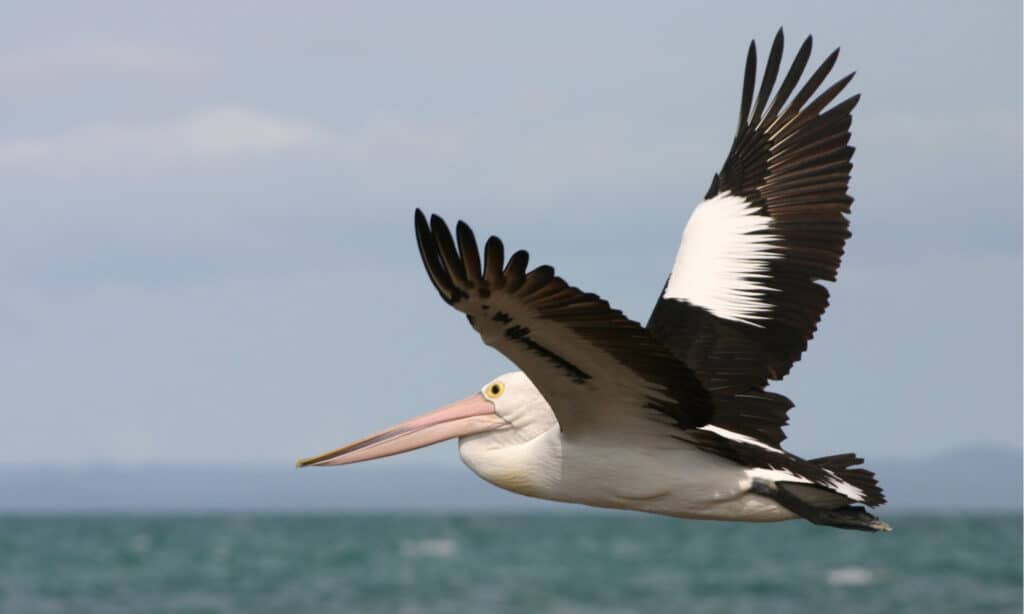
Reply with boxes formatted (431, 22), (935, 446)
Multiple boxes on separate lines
(298, 29), (889, 532)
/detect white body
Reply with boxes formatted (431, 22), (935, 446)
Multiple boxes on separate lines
(458, 372), (797, 522)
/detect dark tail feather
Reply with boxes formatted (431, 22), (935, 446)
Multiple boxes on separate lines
(811, 452), (887, 507)
(752, 479), (892, 532)
(750, 451), (889, 532)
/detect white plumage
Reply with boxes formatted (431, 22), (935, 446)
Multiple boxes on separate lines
(664, 192), (781, 326)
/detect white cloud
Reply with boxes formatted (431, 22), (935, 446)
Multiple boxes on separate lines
(0, 139), (50, 164)
(0, 106), (330, 170)
(173, 107), (329, 158)
(0, 42), (203, 82)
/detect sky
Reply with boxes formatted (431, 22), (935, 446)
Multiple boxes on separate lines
(1, 1), (1020, 471)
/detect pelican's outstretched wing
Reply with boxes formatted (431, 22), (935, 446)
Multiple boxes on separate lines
(415, 210), (712, 436)
(647, 30), (858, 443)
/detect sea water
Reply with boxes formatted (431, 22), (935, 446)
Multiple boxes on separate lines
(0, 513), (1019, 613)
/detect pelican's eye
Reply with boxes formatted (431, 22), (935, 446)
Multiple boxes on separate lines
(485, 381), (505, 399)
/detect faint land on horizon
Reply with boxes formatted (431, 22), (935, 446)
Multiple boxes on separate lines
(0, 445), (1019, 513)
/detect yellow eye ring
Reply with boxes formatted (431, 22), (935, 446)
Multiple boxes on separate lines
(484, 381), (505, 399)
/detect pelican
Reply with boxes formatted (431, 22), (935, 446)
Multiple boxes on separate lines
(298, 29), (889, 532)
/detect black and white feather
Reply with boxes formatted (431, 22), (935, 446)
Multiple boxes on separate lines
(685, 425), (886, 509)
(647, 28), (859, 446)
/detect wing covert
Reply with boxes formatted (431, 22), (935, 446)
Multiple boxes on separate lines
(416, 210), (713, 435)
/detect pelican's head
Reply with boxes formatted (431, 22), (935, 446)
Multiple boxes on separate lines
(296, 371), (557, 474)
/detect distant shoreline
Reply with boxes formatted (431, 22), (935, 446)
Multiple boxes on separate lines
(2, 446), (1020, 513)
(0, 510), (1020, 518)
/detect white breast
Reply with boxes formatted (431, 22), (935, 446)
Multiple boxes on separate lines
(461, 425), (796, 522)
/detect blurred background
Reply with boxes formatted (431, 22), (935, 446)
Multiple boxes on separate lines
(1, 1), (1020, 613)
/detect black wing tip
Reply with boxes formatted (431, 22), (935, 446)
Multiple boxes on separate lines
(413, 210), (452, 303)
(454, 219), (477, 251)
(822, 47), (841, 70)
(414, 208), (429, 234)
(745, 27), (790, 58)
(831, 92), (862, 119)
(835, 70), (856, 88)
(415, 209), (474, 304)
(840, 71), (857, 90)
(484, 234), (504, 252)
(415, 210), (533, 304)
(428, 212), (448, 233)
(504, 249), (531, 288)
(414, 207), (434, 246)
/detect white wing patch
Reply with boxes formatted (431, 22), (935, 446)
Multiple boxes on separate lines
(664, 192), (781, 326)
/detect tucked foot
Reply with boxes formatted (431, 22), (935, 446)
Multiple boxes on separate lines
(751, 478), (892, 532)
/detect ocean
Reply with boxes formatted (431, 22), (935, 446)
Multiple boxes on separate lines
(0, 513), (1019, 613)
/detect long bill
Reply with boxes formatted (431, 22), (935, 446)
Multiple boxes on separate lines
(296, 393), (508, 467)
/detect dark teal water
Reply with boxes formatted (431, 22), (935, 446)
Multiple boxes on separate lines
(0, 513), (1019, 613)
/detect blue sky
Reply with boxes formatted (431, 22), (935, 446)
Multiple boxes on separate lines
(1, 2), (1020, 468)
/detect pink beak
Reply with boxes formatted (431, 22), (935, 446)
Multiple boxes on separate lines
(296, 393), (508, 467)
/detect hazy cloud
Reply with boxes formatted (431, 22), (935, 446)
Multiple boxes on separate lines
(0, 42), (203, 82)
(0, 107), (330, 170)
